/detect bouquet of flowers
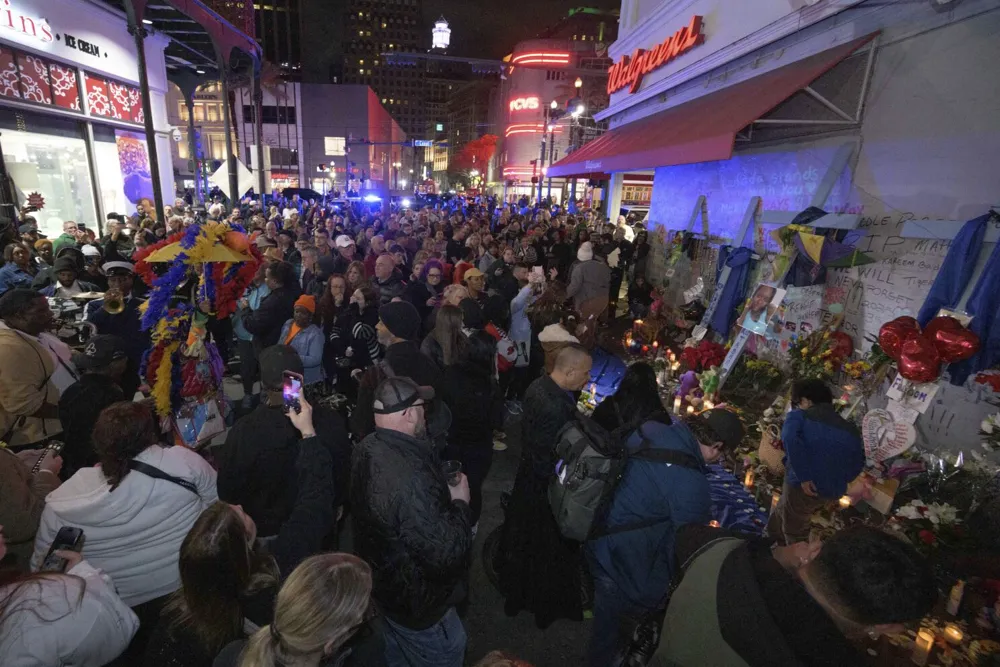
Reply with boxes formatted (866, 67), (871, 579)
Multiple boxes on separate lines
(788, 329), (846, 381)
(680, 339), (727, 373)
(888, 499), (966, 553)
(981, 413), (1000, 453)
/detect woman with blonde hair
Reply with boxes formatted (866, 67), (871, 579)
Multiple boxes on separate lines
(213, 554), (375, 667)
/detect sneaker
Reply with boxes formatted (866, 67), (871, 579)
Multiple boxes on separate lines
(493, 439), (508, 451)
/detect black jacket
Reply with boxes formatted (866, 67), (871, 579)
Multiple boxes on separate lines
(652, 525), (866, 667)
(58, 374), (124, 479)
(217, 404), (350, 538)
(374, 270), (406, 306)
(441, 361), (503, 449)
(244, 284), (300, 348)
(350, 427), (473, 629)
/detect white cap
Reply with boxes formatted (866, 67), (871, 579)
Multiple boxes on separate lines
(335, 234), (355, 248)
(81, 244), (101, 257)
(102, 260), (135, 275)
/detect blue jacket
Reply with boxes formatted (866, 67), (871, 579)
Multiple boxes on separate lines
(278, 321), (325, 385)
(233, 283), (270, 342)
(0, 264), (34, 296)
(509, 284), (537, 344)
(587, 419), (711, 609)
(783, 404), (865, 498)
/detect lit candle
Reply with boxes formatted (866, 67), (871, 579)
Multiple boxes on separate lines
(703, 399), (715, 411)
(770, 490), (780, 512)
(653, 341), (659, 348)
(673, 396), (682, 414)
(671, 361), (680, 371)
(686, 405), (695, 415)
(943, 623), (963, 645)
(708, 520), (720, 528)
(744, 468), (755, 488)
(838, 496), (851, 509)
(911, 629), (934, 666)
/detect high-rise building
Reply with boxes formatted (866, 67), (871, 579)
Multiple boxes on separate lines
(432, 17), (451, 51)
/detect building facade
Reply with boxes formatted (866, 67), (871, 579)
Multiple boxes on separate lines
(494, 8), (618, 205)
(0, 0), (174, 237)
(550, 0), (1000, 450)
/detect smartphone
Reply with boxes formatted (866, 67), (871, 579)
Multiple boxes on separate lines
(40, 526), (84, 572)
(282, 370), (303, 414)
(31, 440), (64, 475)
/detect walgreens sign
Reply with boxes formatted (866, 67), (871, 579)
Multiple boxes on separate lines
(607, 15), (704, 95)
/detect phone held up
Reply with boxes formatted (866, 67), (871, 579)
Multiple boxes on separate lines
(40, 526), (84, 572)
(282, 370), (303, 414)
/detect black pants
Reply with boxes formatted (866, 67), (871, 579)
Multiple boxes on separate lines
(238, 338), (258, 397)
(207, 315), (232, 366)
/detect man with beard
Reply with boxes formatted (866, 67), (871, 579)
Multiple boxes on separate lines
(351, 377), (472, 666)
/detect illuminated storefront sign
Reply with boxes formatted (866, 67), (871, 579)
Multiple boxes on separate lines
(0, 0), (53, 43)
(505, 123), (563, 137)
(509, 96), (540, 112)
(607, 15), (704, 95)
(511, 51), (570, 66)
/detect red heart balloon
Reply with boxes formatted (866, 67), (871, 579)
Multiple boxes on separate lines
(898, 334), (941, 383)
(829, 331), (854, 360)
(932, 324), (980, 362)
(879, 318), (920, 360)
(923, 316), (962, 342)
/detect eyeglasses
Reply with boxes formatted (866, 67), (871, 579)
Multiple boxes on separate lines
(427, 272), (442, 278)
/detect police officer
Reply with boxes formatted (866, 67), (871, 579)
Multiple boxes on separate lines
(85, 261), (149, 399)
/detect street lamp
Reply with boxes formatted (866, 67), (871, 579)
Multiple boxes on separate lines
(550, 100), (558, 110)
(575, 77), (583, 89)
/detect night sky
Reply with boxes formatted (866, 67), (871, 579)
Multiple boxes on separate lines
(422, 0), (621, 60)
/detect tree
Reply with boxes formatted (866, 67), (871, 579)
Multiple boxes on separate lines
(451, 134), (498, 174)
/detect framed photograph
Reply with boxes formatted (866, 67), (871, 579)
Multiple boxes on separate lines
(739, 283), (786, 335)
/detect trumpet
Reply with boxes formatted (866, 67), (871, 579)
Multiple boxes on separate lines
(104, 289), (125, 315)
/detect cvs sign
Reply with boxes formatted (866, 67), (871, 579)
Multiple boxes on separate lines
(509, 96), (539, 112)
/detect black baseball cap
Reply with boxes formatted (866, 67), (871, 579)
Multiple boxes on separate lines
(259, 345), (304, 391)
(373, 377), (434, 415)
(72, 334), (127, 370)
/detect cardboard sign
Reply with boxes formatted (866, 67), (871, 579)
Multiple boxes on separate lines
(886, 399), (920, 425)
(886, 376), (940, 414)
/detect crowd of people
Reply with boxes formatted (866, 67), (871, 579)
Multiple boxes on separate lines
(0, 193), (938, 667)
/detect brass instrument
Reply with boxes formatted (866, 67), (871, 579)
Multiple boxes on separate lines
(104, 289), (125, 315)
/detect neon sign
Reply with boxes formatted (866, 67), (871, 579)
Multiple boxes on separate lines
(508, 96), (540, 112)
(511, 51), (569, 66)
(0, 0), (54, 43)
(505, 123), (564, 138)
(607, 15), (704, 95)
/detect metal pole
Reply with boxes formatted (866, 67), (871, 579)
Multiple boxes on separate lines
(123, 0), (165, 222)
(537, 107), (547, 205)
(546, 128), (554, 203)
(253, 76), (266, 199)
(185, 94), (201, 205)
(216, 51), (239, 205)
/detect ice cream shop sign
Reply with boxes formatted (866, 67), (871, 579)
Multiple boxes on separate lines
(0, 0), (53, 43)
(607, 15), (704, 95)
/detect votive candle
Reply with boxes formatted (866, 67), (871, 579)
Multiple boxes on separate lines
(911, 629), (934, 666)
(943, 623), (963, 645)
(673, 396), (682, 414)
(744, 469), (755, 488)
(838, 496), (851, 509)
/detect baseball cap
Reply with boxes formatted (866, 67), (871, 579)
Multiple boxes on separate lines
(373, 376), (434, 415)
(694, 409), (745, 450)
(18, 223), (37, 234)
(335, 234), (355, 248)
(259, 345), (304, 391)
(71, 334), (127, 370)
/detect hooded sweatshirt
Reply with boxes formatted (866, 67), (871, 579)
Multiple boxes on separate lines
(31, 444), (218, 607)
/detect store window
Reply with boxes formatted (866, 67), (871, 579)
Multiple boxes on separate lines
(0, 111), (96, 236)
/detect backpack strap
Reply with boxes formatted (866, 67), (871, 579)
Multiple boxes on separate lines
(126, 460), (199, 496)
(588, 424), (702, 540)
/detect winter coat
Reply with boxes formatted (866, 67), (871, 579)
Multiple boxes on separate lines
(217, 404), (350, 538)
(328, 304), (381, 372)
(39, 279), (100, 297)
(538, 323), (579, 374)
(565, 258), (611, 311)
(350, 427), (473, 629)
(652, 525), (865, 667)
(244, 284), (301, 348)
(0, 560), (139, 666)
(0, 263), (34, 295)
(587, 418), (711, 609)
(232, 282), (270, 342)
(32, 444), (219, 607)
(0, 447), (60, 569)
(441, 362), (504, 450)
(278, 321), (325, 385)
(374, 270), (406, 306)
(0, 326), (62, 446)
(783, 403), (865, 499)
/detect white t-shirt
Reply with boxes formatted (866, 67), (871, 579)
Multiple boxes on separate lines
(54, 280), (84, 298)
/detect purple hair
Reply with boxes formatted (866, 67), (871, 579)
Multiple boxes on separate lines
(420, 259), (445, 282)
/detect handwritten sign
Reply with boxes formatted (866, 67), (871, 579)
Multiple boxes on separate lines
(886, 376), (940, 414)
(862, 408), (916, 462)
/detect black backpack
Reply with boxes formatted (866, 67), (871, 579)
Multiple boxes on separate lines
(549, 410), (701, 542)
